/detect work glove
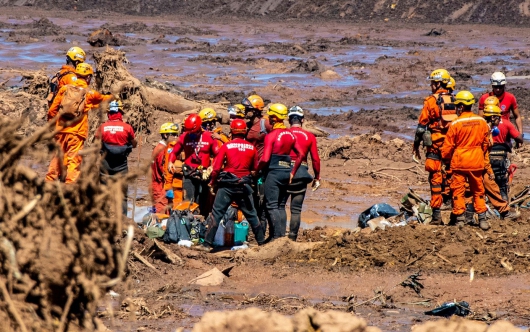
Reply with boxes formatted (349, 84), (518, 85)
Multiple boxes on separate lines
(208, 183), (216, 195)
(165, 189), (174, 199)
(168, 162), (176, 173)
(311, 179), (321, 192)
(202, 166), (213, 181)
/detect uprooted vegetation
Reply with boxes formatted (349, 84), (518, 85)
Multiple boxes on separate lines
(0, 118), (133, 331)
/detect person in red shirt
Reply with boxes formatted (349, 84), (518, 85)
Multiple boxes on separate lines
(151, 123), (179, 213)
(258, 103), (302, 240)
(46, 47), (86, 107)
(96, 100), (137, 214)
(242, 95), (273, 229)
(278, 106), (321, 241)
(195, 119), (265, 252)
(168, 114), (219, 216)
(478, 72), (522, 133)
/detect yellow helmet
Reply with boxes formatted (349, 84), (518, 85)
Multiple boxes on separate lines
(428, 69), (451, 84)
(75, 63), (94, 77)
(267, 103), (288, 120)
(484, 96), (500, 107)
(454, 91), (475, 106)
(160, 122), (179, 134)
(483, 105), (501, 117)
(66, 46), (86, 63)
(447, 77), (456, 91)
(198, 108), (217, 123)
(228, 104), (245, 118)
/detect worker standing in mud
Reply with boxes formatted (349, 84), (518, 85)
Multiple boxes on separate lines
(257, 103), (302, 240)
(195, 119), (265, 252)
(163, 123), (184, 210)
(96, 100), (137, 214)
(279, 106), (321, 241)
(243, 94), (273, 229)
(441, 91), (491, 230)
(479, 72), (523, 134)
(151, 123), (179, 213)
(168, 114), (219, 216)
(46, 63), (113, 184)
(413, 69), (456, 224)
(199, 107), (229, 145)
(46, 47), (86, 107)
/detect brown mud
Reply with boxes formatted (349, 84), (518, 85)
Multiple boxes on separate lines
(1, 6), (530, 332)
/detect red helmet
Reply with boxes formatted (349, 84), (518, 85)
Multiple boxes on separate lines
(184, 114), (202, 133)
(230, 119), (247, 135)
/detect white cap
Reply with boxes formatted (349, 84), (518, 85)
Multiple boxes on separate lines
(491, 72), (506, 86)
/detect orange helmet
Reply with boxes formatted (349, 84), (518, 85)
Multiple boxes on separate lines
(184, 114), (202, 133)
(242, 94), (265, 111)
(230, 119), (247, 135)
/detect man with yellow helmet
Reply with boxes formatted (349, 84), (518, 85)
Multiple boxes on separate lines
(96, 100), (137, 214)
(46, 63), (113, 184)
(413, 69), (456, 224)
(256, 103), (302, 240)
(47, 46), (86, 106)
(199, 107), (229, 145)
(151, 123), (179, 213)
(441, 91), (491, 230)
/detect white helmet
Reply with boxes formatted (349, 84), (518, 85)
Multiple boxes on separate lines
(288, 105), (304, 118)
(490, 72), (506, 86)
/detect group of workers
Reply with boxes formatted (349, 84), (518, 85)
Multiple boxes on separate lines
(413, 69), (523, 230)
(44, 46), (522, 244)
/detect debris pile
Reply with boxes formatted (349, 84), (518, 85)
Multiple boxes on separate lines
(0, 118), (132, 331)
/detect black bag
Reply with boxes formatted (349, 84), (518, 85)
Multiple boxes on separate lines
(358, 203), (399, 228)
(163, 210), (192, 243)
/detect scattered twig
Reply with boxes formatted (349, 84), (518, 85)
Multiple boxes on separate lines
(435, 253), (454, 265)
(132, 251), (160, 274)
(58, 283), (74, 332)
(153, 239), (183, 265)
(0, 279), (28, 332)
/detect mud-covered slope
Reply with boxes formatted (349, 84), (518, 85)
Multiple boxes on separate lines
(2, 0), (530, 25)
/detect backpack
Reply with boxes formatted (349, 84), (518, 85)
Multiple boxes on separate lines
(433, 93), (457, 131)
(46, 70), (74, 106)
(59, 85), (87, 120)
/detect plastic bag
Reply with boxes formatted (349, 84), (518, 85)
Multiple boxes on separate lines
(358, 203), (399, 228)
(424, 301), (471, 317)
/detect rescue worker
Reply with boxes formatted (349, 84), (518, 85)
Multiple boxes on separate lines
(485, 101), (524, 201)
(168, 114), (219, 216)
(163, 124), (184, 210)
(151, 123), (179, 213)
(478, 72), (523, 133)
(478, 104), (521, 220)
(46, 63), (113, 183)
(243, 94), (273, 228)
(47, 47), (86, 106)
(96, 100), (137, 214)
(413, 69), (456, 224)
(196, 119), (265, 252)
(199, 108), (229, 145)
(279, 106), (321, 241)
(257, 103), (302, 240)
(441, 91), (491, 230)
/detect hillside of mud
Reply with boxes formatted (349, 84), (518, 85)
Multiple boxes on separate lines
(3, 0), (530, 26)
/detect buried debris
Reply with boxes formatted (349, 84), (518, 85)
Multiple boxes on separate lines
(358, 203), (399, 229)
(424, 301), (471, 317)
(189, 267), (225, 286)
(400, 272), (425, 296)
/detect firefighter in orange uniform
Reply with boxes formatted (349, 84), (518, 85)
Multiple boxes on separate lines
(46, 63), (113, 183)
(441, 91), (491, 230)
(47, 47), (86, 106)
(413, 69), (456, 224)
(163, 124), (184, 210)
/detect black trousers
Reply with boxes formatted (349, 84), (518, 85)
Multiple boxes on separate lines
(100, 165), (128, 215)
(204, 186), (264, 245)
(263, 168), (290, 238)
(183, 175), (210, 217)
(279, 182), (307, 241)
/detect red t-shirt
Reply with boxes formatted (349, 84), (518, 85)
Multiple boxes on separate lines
(258, 127), (302, 175)
(96, 114), (135, 146)
(493, 118), (520, 147)
(478, 91), (518, 121)
(289, 126), (321, 180)
(169, 131), (218, 168)
(210, 138), (257, 183)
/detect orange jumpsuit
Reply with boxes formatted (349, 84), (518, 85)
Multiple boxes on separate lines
(441, 112), (491, 215)
(417, 89), (453, 209)
(151, 141), (168, 213)
(163, 140), (184, 210)
(46, 79), (112, 183)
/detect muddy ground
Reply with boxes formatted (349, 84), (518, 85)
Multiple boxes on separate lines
(1, 6), (530, 332)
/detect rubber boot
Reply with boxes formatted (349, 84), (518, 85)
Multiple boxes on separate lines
(251, 223), (265, 245)
(454, 214), (466, 227)
(430, 209), (442, 225)
(500, 209), (520, 221)
(288, 232), (297, 241)
(268, 209), (283, 239)
(478, 212), (490, 231)
(465, 204), (476, 225)
(194, 242), (213, 253)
